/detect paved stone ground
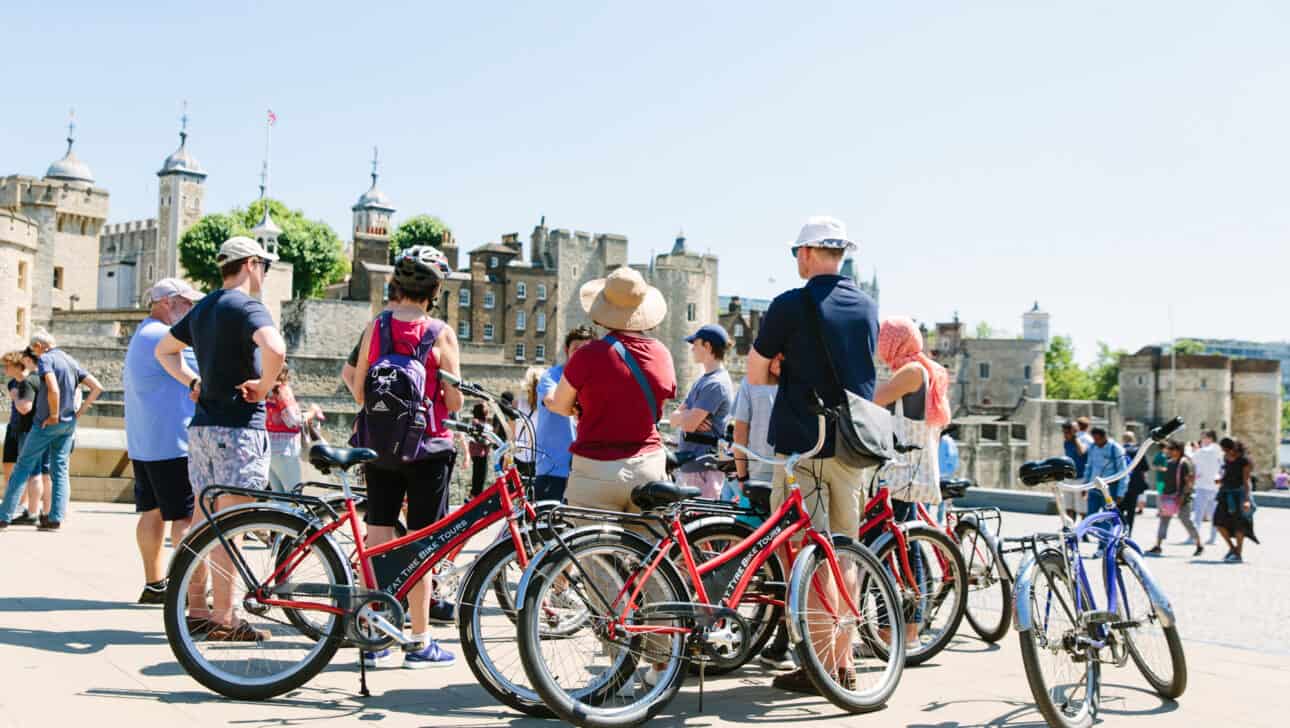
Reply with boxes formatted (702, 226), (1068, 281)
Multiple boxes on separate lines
(1, 503), (1286, 727)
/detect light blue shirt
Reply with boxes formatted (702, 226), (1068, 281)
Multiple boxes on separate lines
(124, 318), (198, 461)
(534, 363), (576, 478)
(938, 435), (959, 478)
(1083, 440), (1128, 497)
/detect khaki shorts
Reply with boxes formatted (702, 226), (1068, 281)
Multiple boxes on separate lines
(565, 448), (669, 516)
(770, 455), (873, 538)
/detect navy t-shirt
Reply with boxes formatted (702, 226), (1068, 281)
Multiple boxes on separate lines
(752, 275), (878, 458)
(170, 288), (276, 429)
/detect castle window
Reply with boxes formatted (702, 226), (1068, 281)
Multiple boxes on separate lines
(536, 344), (546, 362)
(458, 320), (471, 339)
(733, 322), (745, 338)
(459, 288), (471, 306)
(489, 256), (498, 269)
(17, 261), (28, 291)
(57, 217), (65, 233)
(15, 308), (25, 337)
(536, 311), (546, 333)
(1137, 376), (1144, 386)
(978, 362), (991, 379)
(53, 267), (64, 289)
(516, 282), (527, 300)
(686, 303), (696, 322)
(484, 323), (495, 341)
(514, 343), (526, 361)
(483, 290), (495, 309)
(1023, 365), (1032, 381)
(516, 310), (527, 331)
(106, 271), (115, 278)
(537, 284), (547, 301)
(80, 220), (88, 235)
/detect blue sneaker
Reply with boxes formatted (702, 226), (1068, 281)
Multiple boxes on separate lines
(362, 648), (398, 668)
(403, 640), (455, 669)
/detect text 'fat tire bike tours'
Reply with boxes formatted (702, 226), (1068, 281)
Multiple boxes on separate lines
(513, 411), (906, 728)
(1008, 416), (1188, 728)
(161, 372), (553, 701)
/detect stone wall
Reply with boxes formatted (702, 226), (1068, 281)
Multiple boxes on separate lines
(0, 209), (38, 353)
(956, 338), (1045, 408)
(1231, 358), (1281, 484)
(281, 298), (374, 358)
(951, 399), (1121, 489)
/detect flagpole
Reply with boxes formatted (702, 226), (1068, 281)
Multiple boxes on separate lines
(1169, 304), (1176, 423)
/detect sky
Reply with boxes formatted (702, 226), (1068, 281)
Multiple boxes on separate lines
(3, 1), (1286, 364)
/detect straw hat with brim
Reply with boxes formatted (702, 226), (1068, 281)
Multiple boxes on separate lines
(579, 267), (668, 332)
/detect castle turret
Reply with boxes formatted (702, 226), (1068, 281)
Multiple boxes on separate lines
(348, 147), (396, 301)
(1023, 300), (1050, 343)
(156, 105), (206, 286)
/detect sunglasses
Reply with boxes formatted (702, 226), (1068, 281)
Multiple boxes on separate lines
(257, 258), (272, 273)
(790, 246), (802, 259)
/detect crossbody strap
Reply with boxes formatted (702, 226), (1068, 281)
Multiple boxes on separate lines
(801, 290), (845, 403)
(605, 334), (658, 424)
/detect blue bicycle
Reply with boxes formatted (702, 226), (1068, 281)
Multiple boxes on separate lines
(1009, 417), (1188, 728)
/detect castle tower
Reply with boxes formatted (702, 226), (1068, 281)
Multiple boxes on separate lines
(156, 105), (206, 287)
(348, 147), (396, 301)
(1023, 301), (1050, 343)
(36, 113), (108, 319)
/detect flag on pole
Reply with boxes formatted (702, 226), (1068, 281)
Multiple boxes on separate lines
(267, 109), (277, 126)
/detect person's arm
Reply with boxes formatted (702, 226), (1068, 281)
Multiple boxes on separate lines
(747, 350), (773, 386)
(872, 363), (924, 407)
(74, 372), (103, 419)
(748, 296), (787, 386)
(239, 326), (286, 403)
(351, 322), (375, 406)
(341, 362), (359, 400)
(433, 325), (464, 414)
(733, 420), (752, 480)
(40, 371), (60, 427)
(669, 405), (711, 433)
(156, 333), (201, 391)
(537, 371), (559, 411)
(549, 376), (579, 417)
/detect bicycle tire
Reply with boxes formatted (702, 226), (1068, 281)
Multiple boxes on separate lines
(517, 528), (691, 728)
(164, 508), (348, 700)
(789, 537), (904, 713)
(1017, 549), (1095, 728)
(955, 517), (1012, 643)
(1116, 547), (1187, 699)
(872, 524), (967, 665)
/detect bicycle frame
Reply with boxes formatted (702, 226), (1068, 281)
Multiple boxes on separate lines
(855, 487), (952, 613)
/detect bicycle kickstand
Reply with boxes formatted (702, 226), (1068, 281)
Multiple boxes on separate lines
(358, 652), (371, 698)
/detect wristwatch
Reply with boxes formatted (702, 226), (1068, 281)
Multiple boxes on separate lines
(737, 475), (750, 484)
(188, 377), (201, 392)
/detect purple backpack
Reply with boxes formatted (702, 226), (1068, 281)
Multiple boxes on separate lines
(351, 312), (452, 467)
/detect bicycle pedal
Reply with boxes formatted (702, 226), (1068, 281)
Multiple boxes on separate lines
(1081, 610), (1118, 626)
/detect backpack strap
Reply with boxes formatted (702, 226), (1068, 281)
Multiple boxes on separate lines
(605, 334), (657, 423)
(412, 319), (445, 363)
(375, 310), (395, 358)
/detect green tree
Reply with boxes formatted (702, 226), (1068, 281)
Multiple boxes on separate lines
(178, 199), (348, 299)
(1045, 335), (1094, 400)
(1282, 399), (1290, 434)
(178, 213), (249, 291)
(973, 321), (993, 339)
(1088, 342), (1127, 401)
(1170, 339), (1206, 355)
(390, 214), (451, 262)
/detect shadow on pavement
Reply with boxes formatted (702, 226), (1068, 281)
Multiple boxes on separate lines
(0, 596), (143, 612)
(913, 681), (1179, 727)
(0, 627), (166, 654)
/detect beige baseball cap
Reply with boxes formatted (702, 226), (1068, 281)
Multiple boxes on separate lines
(216, 235), (279, 264)
(147, 277), (203, 303)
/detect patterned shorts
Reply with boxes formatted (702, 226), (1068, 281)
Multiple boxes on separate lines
(188, 426), (271, 503)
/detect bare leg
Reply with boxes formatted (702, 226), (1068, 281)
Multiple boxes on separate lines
(25, 474), (42, 516)
(39, 474), (51, 515)
(137, 509), (166, 583)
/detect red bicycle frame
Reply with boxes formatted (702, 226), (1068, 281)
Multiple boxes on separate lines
(855, 486), (954, 608)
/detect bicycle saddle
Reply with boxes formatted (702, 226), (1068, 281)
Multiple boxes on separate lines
(939, 478), (973, 500)
(308, 444), (379, 472)
(743, 482), (773, 517)
(1018, 456), (1077, 486)
(631, 481), (701, 511)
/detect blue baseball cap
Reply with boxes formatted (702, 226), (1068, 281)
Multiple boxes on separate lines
(685, 324), (730, 347)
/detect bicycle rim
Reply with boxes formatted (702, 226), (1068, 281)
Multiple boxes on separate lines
(957, 521), (1011, 642)
(883, 528), (966, 663)
(1117, 550), (1186, 697)
(1020, 552), (1093, 727)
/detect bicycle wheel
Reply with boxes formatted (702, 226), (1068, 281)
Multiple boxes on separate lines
(788, 537), (904, 713)
(682, 519), (785, 675)
(1017, 549), (1095, 728)
(164, 509), (349, 700)
(872, 524), (967, 665)
(459, 533), (554, 718)
(955, 518), (1012, 643)
(1116, 547), (1187, 698)
(518, 528), (691, 728)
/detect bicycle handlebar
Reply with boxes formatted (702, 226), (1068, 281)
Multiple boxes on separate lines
(727, 413), (827, 469)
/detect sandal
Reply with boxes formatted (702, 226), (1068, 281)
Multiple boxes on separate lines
(204, 619), (270, 642)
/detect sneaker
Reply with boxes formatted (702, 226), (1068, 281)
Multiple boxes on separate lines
(428, 600), (456, 625)
(1192, 545), (1204, 558)
(37, 518), (61, 532)
(1147, 546), (1163, 555)
(138, 581), (168, 605)
(641, 664), (665, 687)
(403, 640), (455, 669)
(10, 510), (36, 526)
(205, 620), (270, 642)
(1229, 553), (1243, 564)
(772, 668), (818, 695)
(757, 648), (795, 671)
(363, 648), (400, 668)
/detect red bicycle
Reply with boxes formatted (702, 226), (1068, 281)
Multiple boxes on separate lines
(163, 373), (544, 700)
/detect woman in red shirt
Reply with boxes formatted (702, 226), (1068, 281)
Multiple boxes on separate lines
(264, 365), (322, 493)
(351, 246), (462, 669)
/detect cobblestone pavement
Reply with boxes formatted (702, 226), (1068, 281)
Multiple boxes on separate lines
(0, 502), (1286, 727)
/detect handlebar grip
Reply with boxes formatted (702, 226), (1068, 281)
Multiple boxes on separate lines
(437, 370), (462, 387)
(1149, 416), (1185, 442)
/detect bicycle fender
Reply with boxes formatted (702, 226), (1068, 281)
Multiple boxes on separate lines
(1012, 552), (1039, 632)
(865, 521), (942, 557)
(514, 525), (657, 607)
(783, 534), (869, 647)
(1118, 546), (1176, 628)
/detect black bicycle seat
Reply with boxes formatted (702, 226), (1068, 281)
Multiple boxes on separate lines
(939, 478), (973, 500)
(1018, 457), (1078, 487)
(744, 482), (773, 517)
(309, 444), (378, 472)
(631, 481), (701, 511)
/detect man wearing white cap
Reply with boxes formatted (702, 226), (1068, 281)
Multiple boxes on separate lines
(747, 216), (879, 694)
(124, 278), (202, 604)
(155, 236), (286, 641)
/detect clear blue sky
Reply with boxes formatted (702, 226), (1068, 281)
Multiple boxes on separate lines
(4, 1), (1285, 363)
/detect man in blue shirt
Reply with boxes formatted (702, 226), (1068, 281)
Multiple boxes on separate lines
(1084, 425), (1128, 524)
(0, 330), (103, 531)
(747, 216), (878, 694)
(125, 278), (202, 603)
(1060, 420), (1090, 519)
(533, 326), (594, 501)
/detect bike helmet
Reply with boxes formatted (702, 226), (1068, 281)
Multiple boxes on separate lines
(393, 245), (451, 293)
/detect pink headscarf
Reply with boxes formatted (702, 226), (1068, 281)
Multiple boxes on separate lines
(878, 316), (951, 429)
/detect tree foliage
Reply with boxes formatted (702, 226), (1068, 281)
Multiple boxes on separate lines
(1170, 338), (1206, 356)
(178, 199), (348, 299)
(1282, 398), (1290, 434)
(390, 214), (451, 262)
(1088, 342), (1127, 401)
(1044, 335), (1093, 400)
(973, 321), (994, 339)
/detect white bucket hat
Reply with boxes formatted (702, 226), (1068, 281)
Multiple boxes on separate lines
(789, 216), (857, 253)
